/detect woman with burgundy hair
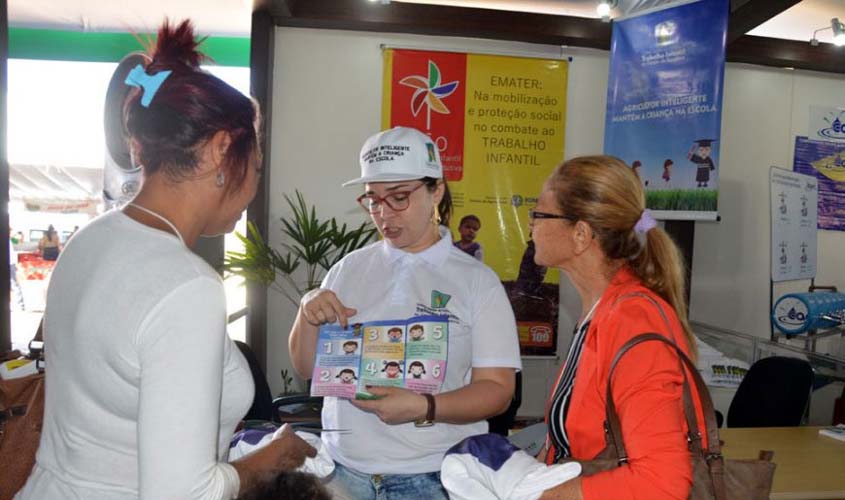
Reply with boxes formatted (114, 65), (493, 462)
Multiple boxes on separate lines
(15, 20), (314, 500)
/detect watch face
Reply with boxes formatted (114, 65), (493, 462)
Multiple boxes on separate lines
(773, 296), (809, 333)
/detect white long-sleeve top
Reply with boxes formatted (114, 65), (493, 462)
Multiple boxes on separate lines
(15, 210), (253, 500)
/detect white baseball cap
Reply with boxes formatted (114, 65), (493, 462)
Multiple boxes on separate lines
(342, 126), (443, 187)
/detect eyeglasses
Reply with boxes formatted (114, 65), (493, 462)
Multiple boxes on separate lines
(357, 183), (427, 214)
(528, 209), (576, 222)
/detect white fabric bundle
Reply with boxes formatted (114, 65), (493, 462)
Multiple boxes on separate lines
(228, 425), (335, 478)
(441, 433), (581, 500)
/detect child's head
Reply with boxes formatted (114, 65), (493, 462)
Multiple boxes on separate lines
(343, 340), (358, 353)
(409, 324), (425, 340)
(336, 368), (357, 383)
(458, 215), (481, 242)
(387, 327), (403, 342)
(382, 361), (402, 378)
(238, 470), (331, 500)
(409, 361), (426, 377)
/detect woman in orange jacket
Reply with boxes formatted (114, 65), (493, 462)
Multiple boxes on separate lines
(532, 156), (706, 500)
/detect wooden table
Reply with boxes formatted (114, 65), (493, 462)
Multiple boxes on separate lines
(719, 426), (845, 500)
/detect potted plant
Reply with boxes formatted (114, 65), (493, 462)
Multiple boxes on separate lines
(224, 190), (377, 307)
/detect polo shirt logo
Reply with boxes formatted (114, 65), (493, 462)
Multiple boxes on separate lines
(431, 290), (451, 309)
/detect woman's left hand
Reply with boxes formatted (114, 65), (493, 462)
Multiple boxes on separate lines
(350, 386), (428, 425)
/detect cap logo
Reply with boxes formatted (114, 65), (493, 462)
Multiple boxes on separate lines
(426, 142), (437, 163)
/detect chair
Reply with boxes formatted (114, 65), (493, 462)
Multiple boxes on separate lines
(726, 356), (814, 428)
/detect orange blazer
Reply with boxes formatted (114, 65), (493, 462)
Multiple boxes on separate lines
(547, 267), (707, 500)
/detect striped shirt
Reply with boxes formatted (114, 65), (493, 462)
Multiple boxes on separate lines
(547, 301), (599, 461)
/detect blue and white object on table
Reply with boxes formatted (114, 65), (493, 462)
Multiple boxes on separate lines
(441, 433), (581, 500)
(772, 292), (845, 334)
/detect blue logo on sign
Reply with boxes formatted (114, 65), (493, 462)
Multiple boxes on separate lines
(817, 112), (845, 141)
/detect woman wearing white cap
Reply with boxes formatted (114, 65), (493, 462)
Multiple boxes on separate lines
(289, 126), (521, 499)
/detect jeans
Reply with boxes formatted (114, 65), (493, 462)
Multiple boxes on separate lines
(327, 462), (448, 500)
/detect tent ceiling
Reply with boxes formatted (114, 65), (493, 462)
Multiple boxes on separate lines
(9, 164), (102, 203)
(8, 0), (845, 44)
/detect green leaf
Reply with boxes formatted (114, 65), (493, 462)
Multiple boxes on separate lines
(223, 190), (376, 305)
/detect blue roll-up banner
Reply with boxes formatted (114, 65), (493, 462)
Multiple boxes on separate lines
(603, 0), (728, 220)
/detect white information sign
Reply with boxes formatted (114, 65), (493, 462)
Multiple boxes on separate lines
(770, 167), (818, 282)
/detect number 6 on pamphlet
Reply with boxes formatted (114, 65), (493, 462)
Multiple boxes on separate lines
(432, 325), (444, 340)
(432, 363), (441, 378)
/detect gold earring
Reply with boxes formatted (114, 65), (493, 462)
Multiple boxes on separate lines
(432, 205), (441, 225)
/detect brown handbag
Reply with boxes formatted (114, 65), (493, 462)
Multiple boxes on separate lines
(0, 332), (46, 500)
(568, 332), (776, 500)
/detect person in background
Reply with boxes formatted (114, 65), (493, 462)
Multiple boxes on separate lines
(289, 126), (521, 500)
(15, 19), (314, 500)
(531, 156), (706, 500)
(9, 233), (24, 310)
(453, 214), (483, 262)
(38, 225), (61, 261)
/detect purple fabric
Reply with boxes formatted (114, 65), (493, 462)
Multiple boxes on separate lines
(634, 209), (657, 234)
(445, 434), (520, 472)
(230, 428), (273, 447)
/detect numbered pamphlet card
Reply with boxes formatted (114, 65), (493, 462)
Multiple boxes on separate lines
(310, 315), (449, 400)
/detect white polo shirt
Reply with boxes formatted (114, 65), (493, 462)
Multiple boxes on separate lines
(320, 227), (521, 474)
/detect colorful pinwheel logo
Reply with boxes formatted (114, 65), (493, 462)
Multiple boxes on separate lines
(399, 60), (459, 130)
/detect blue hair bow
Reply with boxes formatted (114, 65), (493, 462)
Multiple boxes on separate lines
(124, 64), (172, 108)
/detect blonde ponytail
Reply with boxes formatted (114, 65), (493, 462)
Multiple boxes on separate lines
(631, 226), (696, 360)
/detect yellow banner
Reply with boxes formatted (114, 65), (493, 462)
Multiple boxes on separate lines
(382, 50), (567, 283)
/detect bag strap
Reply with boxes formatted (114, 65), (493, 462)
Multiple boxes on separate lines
(604, 293), (704, 458)
(605, 333), (727, 499)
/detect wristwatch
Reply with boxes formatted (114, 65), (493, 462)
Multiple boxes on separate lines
(414, 393), (436, 427)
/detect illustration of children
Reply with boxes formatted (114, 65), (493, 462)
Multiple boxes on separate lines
(453, 214), (483, 262)
(382, 361), (402, 379)
(343, 340), (359, 355)
(409, 324), (425, 342)
(408, 361), (426, 379)
(336, 368), (358, 384)
(631, 160), (642, 179)
(688, 139), (716, 188)
(662, 159), (673, 183)
(387, 327), (403, 343)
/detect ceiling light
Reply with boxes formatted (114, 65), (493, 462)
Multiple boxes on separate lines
(833, 18), (845, 46)
(596, 1), (611, 21)
(596, 0), (617, 23)
(810, 17), (845, 47)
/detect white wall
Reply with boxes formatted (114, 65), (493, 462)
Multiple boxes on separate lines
(690, 65), (845, 342)
(266, 27), (845, 419)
